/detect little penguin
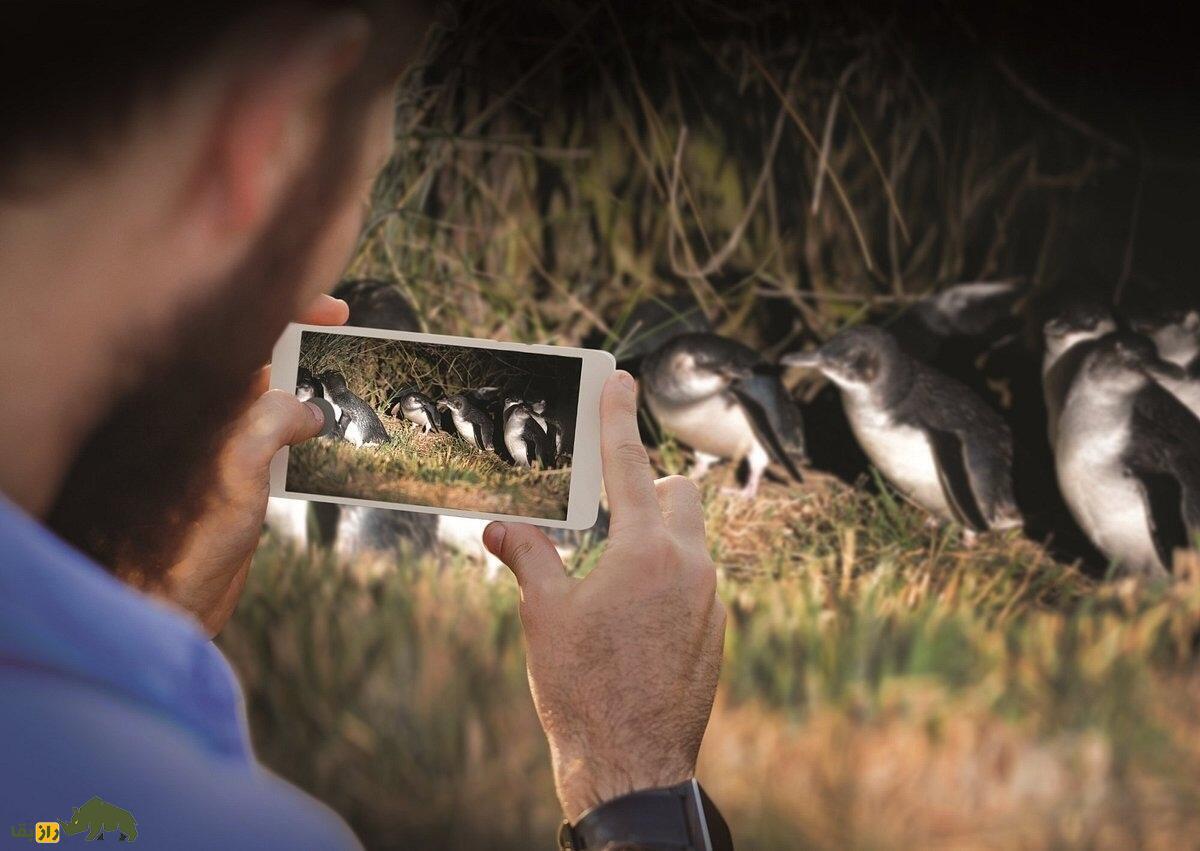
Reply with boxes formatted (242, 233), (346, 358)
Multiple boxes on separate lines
(640, 333), (807, 498)
(295, 367), (324, 402)
(502, 395), (561, 466)
(504, 403), (555, 468)
(1131, 306), (1200, 369)
(889, 278), (1026, 361)
(465, 386), (503, 411)
(392, 389), (440, 433)
(438, 393), (495, 452)
(784, 325), (1021, 535)
(1041, 302), (1118, 447)
(316, 371), (390, 446)
(909, 279), (1025, 338)
(1055, 333), (1200, 577)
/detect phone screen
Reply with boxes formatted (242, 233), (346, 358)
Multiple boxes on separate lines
(285, 328), (584, 522)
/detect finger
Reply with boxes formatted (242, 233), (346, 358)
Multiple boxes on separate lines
(654, 475), (707, 546)
(227, 389), (326, 476)
(295, 293), (350, 326)
(599, 371), (661, 533)
(483, 522), (570, 600)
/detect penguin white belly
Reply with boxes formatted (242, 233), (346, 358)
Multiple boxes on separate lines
(505, 427), (531, 465)
(403, 408), (430, 431)
(344, 419), (365, 446)
(452, 413), (477, 446)
(264, 497), (309, 547)
(333, 506), (367, 558)
(320, 392), (343, 423)
(648, 393), (758, 460)
(845, 400), (953, 520)
(1056, 402), (1163, 575)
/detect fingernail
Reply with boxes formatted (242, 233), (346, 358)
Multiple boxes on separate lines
(483, 521), (506, 555)
(616, 370), (636, 391)
(304, 401), (325, 426)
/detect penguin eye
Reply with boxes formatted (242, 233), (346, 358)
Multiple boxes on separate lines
(851, 350), (878, 381)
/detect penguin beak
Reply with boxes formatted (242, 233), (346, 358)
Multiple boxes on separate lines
(1145, 357), (1187, 381)
(1043, 319), (1068, 338)
(781, 350), (822, 370)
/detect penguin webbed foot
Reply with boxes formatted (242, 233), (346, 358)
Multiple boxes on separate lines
(687, 451), (722, 482)
(721, 461), (765, 500)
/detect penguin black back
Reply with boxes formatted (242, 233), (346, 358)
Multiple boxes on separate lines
(317, 371), (390, 446)
(438, 393), (495, 452)
(1126, 383), (1200, 567)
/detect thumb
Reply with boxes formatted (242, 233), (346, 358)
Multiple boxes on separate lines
(483, 522), (570, 599)
(228, 389), (326, 476)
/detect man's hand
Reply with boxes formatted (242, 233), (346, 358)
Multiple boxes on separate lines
(483, 371), (725, 824)
(155, 294), (349, 636)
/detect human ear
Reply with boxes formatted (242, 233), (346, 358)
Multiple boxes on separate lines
(196, 11), (370, 238)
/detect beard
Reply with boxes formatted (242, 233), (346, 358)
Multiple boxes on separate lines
(45, 94), (370, 589)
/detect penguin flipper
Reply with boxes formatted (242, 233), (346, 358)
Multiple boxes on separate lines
(729, 376), (806, 483)
(1127, 467), (1189, 569)
(925, 428), (989, 532)
(420, 398), (440, 432)
(470, 421), (486, 451)
(1127, 383), (1200, 567)
(523, 419), (555, 468)
(538, 429), (557, 468)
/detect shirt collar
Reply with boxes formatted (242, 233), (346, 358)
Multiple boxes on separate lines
(0, 496), (252, 761)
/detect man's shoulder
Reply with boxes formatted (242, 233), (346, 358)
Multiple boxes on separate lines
(0, 667), (360, 850)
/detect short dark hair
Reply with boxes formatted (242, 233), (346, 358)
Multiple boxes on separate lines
(0, 1), (426, 196)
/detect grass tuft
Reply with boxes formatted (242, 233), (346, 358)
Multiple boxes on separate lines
(287, 416), (571, 519)
(222, 487), (1200, 849)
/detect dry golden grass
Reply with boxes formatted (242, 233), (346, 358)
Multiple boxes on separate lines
(221, 481), (1200, 849)
(287, 415), (571, 519)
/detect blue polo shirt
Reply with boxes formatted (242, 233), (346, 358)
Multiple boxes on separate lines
(0, 497), (360, 849)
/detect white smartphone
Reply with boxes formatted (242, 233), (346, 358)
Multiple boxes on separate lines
(269, 323), (614, 529)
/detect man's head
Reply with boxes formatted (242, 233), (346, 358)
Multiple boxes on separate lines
(0, 2), (428, 585)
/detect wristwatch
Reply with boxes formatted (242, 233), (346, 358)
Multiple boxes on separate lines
(557, 778), (733, 850)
